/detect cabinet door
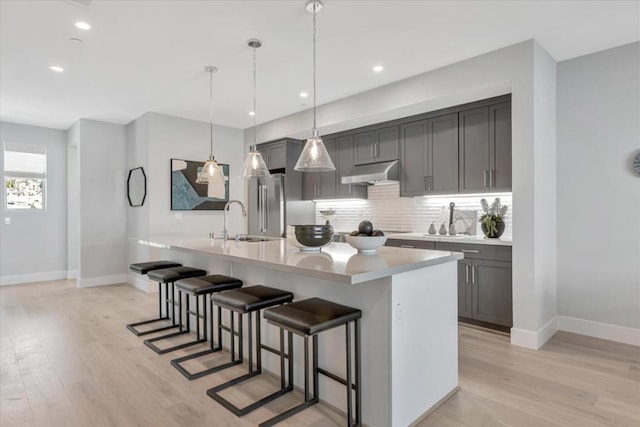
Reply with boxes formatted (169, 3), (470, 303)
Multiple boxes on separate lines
(303, 139), (336, 200)
(471, 259), (512, 327)
(258, 148), (270, 169)
(267, 143), (287, 170)
(428, 113), (459, 194)
(459, 107), (490, 193)
(385, 239), (435, 249)
(336, 136), (366, 199)
(375, 126), (399, 163)
(458, 259), (473, 319)
(399, 120), (428, 197)
(489, 102), (512, 191)
(354, 131), (376, 165)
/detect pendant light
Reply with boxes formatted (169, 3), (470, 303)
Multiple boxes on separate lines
(196, 66), (226, 184)
(241, 39), (271, 179)
(294, 0), (335, 172)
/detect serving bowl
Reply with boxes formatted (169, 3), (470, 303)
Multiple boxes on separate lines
(291, 224), (334, 251)
(345, 235), (387, 254)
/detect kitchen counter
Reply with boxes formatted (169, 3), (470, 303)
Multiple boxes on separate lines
(386, 232), (512, 246)
(132, 235), (460, 426)
(134, 236), (462, 284)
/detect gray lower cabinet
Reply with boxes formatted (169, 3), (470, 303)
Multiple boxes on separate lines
(354, 126), (399, 165)
(385, 239), (435, 250)
(436, 241), (512, 328)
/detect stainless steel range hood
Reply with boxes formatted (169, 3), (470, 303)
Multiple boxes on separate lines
(341, 160), (399, 185)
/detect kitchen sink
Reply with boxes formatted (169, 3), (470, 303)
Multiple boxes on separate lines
(233, 235), (280, 242)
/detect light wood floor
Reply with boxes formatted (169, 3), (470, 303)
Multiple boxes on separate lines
(1, 280), (638, 427)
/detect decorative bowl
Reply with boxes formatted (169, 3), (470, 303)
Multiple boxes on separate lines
(345, 235), (387, 254)
(291, 224), (334, 251)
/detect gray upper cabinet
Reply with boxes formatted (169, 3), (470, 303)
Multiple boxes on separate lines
(490, 102), (512, 191)
(354, 126), (399, 165)
(459, 107), (491, 193)
(399, 113), (458, 197)
(336, 135), (367, 199)
(302, 139), (336, 200)
(459, 102), (512, 193)
(258, 142), (287, 171)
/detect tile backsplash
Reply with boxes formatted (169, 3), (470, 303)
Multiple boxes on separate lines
(315, 183), (512, 239)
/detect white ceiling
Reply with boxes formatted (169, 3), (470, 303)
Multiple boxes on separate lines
(1, 0), (638, 131)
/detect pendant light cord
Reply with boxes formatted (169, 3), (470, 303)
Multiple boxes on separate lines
(253, 45), (257, 146)
(312, 8), (317, 132)
(209, 68), (214, 157)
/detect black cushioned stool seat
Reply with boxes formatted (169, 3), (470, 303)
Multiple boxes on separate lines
(169, 275), (244, 379)
(260, 298), (362, 427)
(125, 262), (198, 337)
(206, 286), (295, 417)
(129, 260), (182, 275)
(147, 266), (207, 283)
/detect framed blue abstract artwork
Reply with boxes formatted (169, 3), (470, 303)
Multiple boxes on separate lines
(171, 158), (229, 210)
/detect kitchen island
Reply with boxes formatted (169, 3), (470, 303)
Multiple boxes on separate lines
(131, 237), (462, 426)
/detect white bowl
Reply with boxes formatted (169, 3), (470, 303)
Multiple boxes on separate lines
(345, 235), (387, 254)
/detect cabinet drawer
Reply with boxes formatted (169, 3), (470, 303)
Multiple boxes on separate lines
(434, 242), (511, 262)
(386, 239), (435, 250)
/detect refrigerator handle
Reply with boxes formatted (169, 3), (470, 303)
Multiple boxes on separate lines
(257, 183), (263, 233)
(261, 184), (268, 233)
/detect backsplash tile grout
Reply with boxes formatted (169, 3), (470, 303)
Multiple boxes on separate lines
(315, 183), (512, 239)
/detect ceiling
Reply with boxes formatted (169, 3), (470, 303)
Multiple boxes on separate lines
(1, 0), (638, 131)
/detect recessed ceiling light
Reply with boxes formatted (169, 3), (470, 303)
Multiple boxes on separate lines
(373, 65), (384, 73)
(49, 66), (64, 72)
(299, 92), (309, 98)
(249, 111), (255, 116)
(75, 21), (91, 30)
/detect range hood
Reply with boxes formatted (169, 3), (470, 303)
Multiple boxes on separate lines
(341, 160), (399, 185)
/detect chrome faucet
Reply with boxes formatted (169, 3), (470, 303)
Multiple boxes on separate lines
(223, 200), (247, 242)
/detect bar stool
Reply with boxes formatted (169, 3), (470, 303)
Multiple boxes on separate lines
(126, 260), (183, 336)
(206, 285), (294, 416)
(169, 275), (243, 379)
(134, 266), (206, 351)
(261, 298), (362, 427)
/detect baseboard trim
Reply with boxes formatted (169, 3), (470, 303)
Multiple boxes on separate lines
(409, 386), (460, 427)
(510, 316), (558, 350)
(0, 270), (68, 286)
(66, 270), (78, 279)
(78, 274), (126, 288)
(557, 315), (640, 347)
(126, 274), (157, 293)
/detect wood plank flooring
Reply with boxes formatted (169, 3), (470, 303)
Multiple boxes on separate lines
(1, 280), (638, 427)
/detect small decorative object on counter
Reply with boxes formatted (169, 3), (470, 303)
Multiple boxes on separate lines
(479, 198), (508, 238)
(439, 222), (447, 235)
(428, 222), (437, 234)
(345, 220), (387, 254)
(448, 223), (457, 236)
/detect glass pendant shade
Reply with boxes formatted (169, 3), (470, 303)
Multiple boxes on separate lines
(196, 155), (226, 184)
(294, 130), (335, 172)
(241, 147), (270, 178)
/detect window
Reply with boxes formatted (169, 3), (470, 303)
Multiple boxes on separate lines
(3, 142), (47, 210)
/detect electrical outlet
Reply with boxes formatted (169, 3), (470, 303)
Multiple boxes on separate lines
(3, 217), (10, 225)
(395, 303), (403, 325)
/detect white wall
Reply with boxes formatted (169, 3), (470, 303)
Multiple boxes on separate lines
(77, 119), (127, 287)
(557, 42), (640, 345)
(246, 40), (557, 349)
(125, 112), (245, 291)
(0, 121), (68, 285)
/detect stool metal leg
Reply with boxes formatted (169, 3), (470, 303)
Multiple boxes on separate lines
(207, 312), (293, 417)
(144, 292), (206, 355)
(355, 319), (361, 427)
(126, 282), (178, 337)
(171, 302), (242, 380)
(346, 323), (352, 426)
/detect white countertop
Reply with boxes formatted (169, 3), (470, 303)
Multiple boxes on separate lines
(385, 232), (512, 246)
(135, 237), (463, 285)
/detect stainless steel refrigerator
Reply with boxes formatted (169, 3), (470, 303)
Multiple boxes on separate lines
(247, 173), (315, 237)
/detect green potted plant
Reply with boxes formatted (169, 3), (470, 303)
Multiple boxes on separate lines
(479, 198), (508, 238)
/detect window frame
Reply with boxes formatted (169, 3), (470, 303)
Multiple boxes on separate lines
(3, 142), (48, 212)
